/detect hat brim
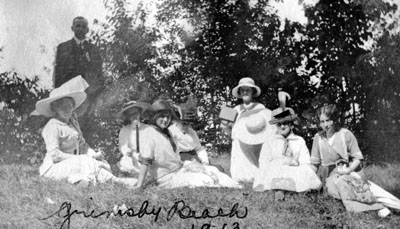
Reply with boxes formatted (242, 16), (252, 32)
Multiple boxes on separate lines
(269, 115), (299, 125)
(232, 83), (261, 98)
(237, 127), (268, 145)
(152, 108), (180, 120)
(235, 110), (269, 145)
(35, 91), (87, 117)
(116, 102), (151, 119)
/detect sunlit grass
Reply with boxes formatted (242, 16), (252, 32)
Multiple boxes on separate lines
(1, 160), (400, 228)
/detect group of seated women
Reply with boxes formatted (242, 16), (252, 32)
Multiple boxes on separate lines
(34, 76), (400, 217)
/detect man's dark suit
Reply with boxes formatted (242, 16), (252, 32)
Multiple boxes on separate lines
(53, 39), (102, 88)
(53, 39), (103, 145)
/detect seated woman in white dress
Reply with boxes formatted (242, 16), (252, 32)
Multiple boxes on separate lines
(253, 96), (321, 198)
(35, 80), (136, 187)
(166, 96), (209, 165)
(134, 99), (242, 189)
(117, 101), (151, 174)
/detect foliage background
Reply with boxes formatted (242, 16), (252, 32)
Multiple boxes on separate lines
(1, 0), (400, 166)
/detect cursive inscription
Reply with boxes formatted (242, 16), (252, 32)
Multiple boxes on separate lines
(167, 200), (248, 221)
(40, 200), (161, 228)
(41, 198), (248, 229)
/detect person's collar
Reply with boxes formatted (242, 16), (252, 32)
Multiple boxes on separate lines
(240, 102), (256, 112)
(275, 132), (297, 141)
(73, 36), (87, 45)
(51, 117), (71, 126)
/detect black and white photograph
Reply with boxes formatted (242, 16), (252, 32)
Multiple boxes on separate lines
(1, 0), (400, 228)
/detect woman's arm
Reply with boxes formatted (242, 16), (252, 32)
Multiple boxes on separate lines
(309, 135), (321, 172)
(49, 149), (77, 162)
(298, 138), (311, 165)
(337, 130), (364, 175)
(135, 128), (155, 188)
(220, 120), (234, 135)
(119, 127), (134, 157)
(135, 164), (149, 188)
(42, 122), (78, 162)
(337, 159), (361, 175)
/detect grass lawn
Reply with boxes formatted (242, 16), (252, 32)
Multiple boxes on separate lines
(1, 157), (400, 228)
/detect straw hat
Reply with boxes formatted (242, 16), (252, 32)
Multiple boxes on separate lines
(235, 108), (269, 145)
(35, 89), (86, 117)
(116, 101), (151, 119)
(232, 77), (261, 98)
(35, 76), (90, 117)
(151, 99), (172, 112)
(30, 75), (89, 117)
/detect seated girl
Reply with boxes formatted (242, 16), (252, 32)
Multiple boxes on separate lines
(311, 104), (400, 216)
(134, 99), (242, 189)
(117, 101), (151, 174)
(253, 96), (321, 197)
(167, 96), (209, 165)
(36, 79), (136, 187)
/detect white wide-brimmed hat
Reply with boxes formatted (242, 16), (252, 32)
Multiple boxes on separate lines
(235, 108), (269, 145)
(232, 77), (261, 98)
(34, 76), (88, 117)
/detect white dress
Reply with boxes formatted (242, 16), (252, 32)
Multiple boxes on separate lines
(168, 123), (209, 164)
(230, 102), (275, 182)
(253, 133), (321, 192)
(118, 123), (150, 174)
(39, 118), (114, 185)
(139, 126), (241, 189)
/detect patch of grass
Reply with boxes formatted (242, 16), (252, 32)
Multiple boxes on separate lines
(364, 163), (400, 198)
(1, 163), (400, 228)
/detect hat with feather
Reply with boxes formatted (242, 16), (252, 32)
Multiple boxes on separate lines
(269, 92), (299, 125)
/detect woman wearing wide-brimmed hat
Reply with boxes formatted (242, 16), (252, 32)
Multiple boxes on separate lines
(36, 77), (136, 187)
(253, 96), (321, 198)
(221, 77), (276, 182)
(133, 99), (242, 189)
(116, 100), (151, 174)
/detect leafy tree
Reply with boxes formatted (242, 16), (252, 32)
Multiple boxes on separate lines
(0, 72), (47, 164)
(154, 0), (318, 150)
(353, 32), (400, 162)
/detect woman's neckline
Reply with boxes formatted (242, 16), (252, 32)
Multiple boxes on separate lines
(54, 117), (71, 125)
(242, 102), (256, 111)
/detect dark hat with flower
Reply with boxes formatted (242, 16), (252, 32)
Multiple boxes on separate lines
(150, 99), (180, 119)
(269, 92), (299, 125)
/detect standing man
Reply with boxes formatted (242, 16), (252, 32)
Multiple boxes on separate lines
(53, 16), (102, 89)
(53, 16), (104, 144)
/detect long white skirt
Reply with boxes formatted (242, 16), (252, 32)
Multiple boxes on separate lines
(158, 161), (242, 189)
(42, 155), (114, 185)
(253, 164), (322, 192)
(230, 140), (262, 183)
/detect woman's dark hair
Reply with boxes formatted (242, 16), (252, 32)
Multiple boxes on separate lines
(316, 104), (341, 135)
(150, 110), (172, 127)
